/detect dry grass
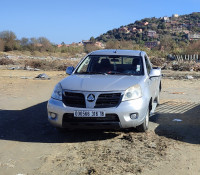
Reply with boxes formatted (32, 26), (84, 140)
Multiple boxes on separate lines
(0, 58), (80, 71)
(24, 59), (80, 71)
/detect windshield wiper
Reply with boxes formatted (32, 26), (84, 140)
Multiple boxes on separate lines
(106, 71), (132, 75)
(76, 72), (105, 75)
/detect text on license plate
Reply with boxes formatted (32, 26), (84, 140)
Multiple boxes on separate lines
(74, 111), (105, 117)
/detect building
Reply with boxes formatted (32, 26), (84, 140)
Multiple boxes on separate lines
(172, 14), (179, 18)
(82, 40), (92, 45)
(77, 42), (83, 46)
(129, 27), (137, 32)
(147, 30), (157, 38)
(145, 41), (160, 49)
(187, 33), (200, 40)
(138, 29), (143, 33)
(94, 41), (105, 48)
(119, 27), (130, 33)
(183, 30), (190, 34)
(57, 44), (70, 48)
(163, 16), (170, 22)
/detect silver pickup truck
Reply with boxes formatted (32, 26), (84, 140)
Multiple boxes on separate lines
(47, 49), (161, 132)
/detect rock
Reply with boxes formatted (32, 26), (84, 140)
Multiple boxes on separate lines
(8, 66), (23, 70)
(20, 77), (32, 79)
(186, 75), (194, 79)
(35, 73), (50, 80)
(8, 67), (16, 70)
(148, 142), (157, 149)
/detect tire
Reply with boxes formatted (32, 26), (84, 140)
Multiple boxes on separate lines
(155, 92), (160, 106)
(136, 108), (149, 132)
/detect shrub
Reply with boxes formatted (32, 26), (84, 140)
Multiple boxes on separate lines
(193, 63), (200, 71)
(0, 58), (14, 65)
(24, 59), (80, 71)
(172, 62), (195, 71)
(150, 57), (165, 66)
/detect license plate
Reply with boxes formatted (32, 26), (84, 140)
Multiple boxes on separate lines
(74, 110), (105, 117)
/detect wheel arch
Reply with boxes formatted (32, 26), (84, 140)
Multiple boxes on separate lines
(149, 97), (152, 112)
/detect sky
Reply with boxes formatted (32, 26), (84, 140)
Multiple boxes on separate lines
(0, 0), (199, 44)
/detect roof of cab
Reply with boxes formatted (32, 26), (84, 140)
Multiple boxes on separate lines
(89, 49), (146, 57)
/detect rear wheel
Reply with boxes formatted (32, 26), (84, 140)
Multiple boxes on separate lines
(136, 108), (149, 132)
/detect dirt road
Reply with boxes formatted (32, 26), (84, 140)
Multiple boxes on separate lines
(0, 69), (200, 175)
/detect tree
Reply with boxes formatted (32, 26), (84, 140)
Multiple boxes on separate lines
(38, 37), (52, 51)
(90, 36), (96, 43)
(84, 44), (100, 53)
(158, 22), (166, 29)
(0, 31), (17, 51)
(185, 40), (200, 54)
(0, 38), (4, 51)
(160, 35), (177, 52)
(29, 37), (38, 51)
(105, 40), (120, 49)
(20, 37), (29, 46)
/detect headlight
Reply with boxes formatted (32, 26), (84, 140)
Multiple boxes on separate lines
(122, 85), (142, 101)
(51, 83), (63, 101)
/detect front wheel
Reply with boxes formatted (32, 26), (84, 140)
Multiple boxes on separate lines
(155, 92), (160, 106)
(136, 109), (149, 132)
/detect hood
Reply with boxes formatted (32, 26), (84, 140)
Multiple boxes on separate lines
(60, 74), (144, 91)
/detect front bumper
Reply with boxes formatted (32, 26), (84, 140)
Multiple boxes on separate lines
(47, 97), (149, 129)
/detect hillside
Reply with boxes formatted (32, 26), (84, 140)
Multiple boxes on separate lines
(96, 12), (200, 45)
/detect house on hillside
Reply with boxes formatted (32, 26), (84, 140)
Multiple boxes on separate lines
(172, 14), (179, 18)
(129, 27), (137, 32)
(82, 40), (92, 45)
(147, 30), (157, 38)
(187, 33), (200, 40)
(119, 27), (130, 33)
(171, 24), (183, 32)
(143, 22), (149, 26)
(138, 29), (143, 33)
(82, 40), (105, 48)
(183, 30), (190, 34)
(163, 16), (170, 22)
(145, 41), (160, 49)
(94, 41), (105, 48)
(57, 44), (70, 48)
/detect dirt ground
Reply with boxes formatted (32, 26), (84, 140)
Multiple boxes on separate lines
(0, 69), (200, 175)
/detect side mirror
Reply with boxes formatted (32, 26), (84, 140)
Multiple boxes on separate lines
(66, 66), (75, 75)
(149, 68), (161, 78)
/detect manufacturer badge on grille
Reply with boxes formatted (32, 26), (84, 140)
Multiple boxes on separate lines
(87, 94), (95, 102)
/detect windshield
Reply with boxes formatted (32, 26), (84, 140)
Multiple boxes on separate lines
(75, 55), (144, 75)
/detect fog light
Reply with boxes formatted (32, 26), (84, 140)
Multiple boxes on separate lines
(50, 112), (57, 119)
(130, 113), (138, 119)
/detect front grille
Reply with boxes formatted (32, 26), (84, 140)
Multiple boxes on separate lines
(95, 93), (121, 108)
(63, 113), (119, 123)
(62, 92), (86, 108)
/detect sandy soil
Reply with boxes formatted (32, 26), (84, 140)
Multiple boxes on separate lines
(0, 69), (200, 175)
